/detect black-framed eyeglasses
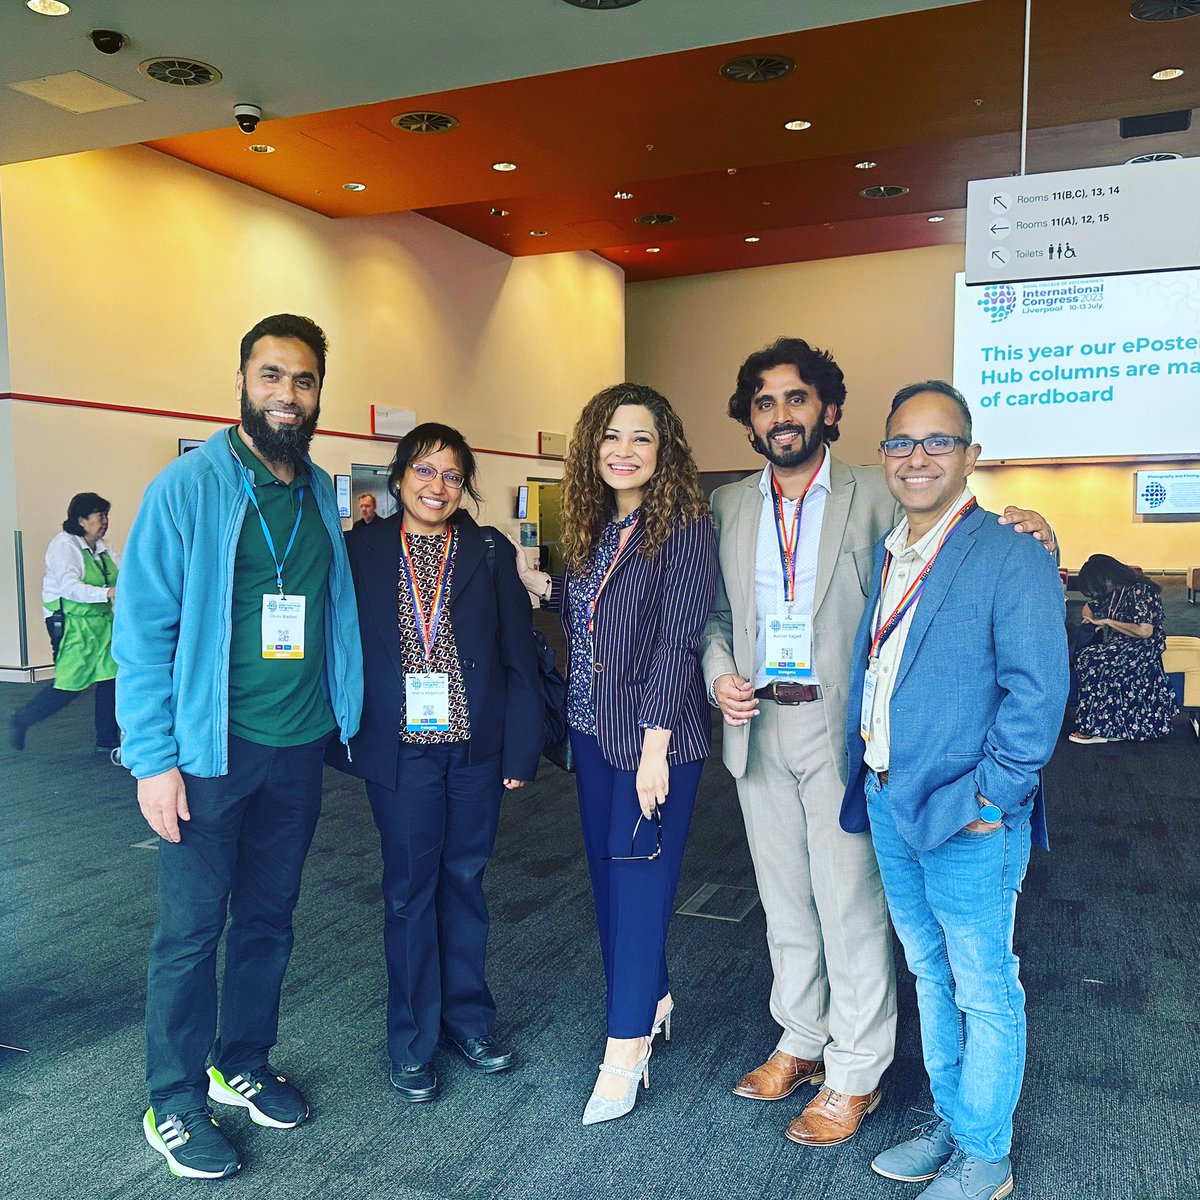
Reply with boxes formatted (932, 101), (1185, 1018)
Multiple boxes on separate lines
(410, 462), (465, 489)
(602, 807), (662, 862)
(880, 435), (971, 458)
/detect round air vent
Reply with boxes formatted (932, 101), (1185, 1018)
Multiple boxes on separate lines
(1130, 1), (1200, 20)
(721, 55), (795, 83)
(560, 0), (643, 8)
(138, 58), (222, 87)
(859, 185), (909, 199)
(391, 111), (459, 134)
(1125, 151), (1184, 162)
(635, 213), (678, 226)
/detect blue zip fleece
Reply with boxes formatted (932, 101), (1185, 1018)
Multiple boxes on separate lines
(113, 426), (363, 780)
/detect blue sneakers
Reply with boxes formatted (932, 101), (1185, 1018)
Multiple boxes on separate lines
(207, 1064), (310, 1129)
(143, 1106), (241, 1179)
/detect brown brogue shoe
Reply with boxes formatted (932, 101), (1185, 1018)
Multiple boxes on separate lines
(784, 1085), (882, 1146)
(732, 1051), (825, 1101)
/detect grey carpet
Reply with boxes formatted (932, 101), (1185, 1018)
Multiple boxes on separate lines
(1, 581), (1197, 1199)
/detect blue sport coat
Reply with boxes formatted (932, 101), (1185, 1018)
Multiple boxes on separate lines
(326, 509), (543, 790)
(840, 505), (1068, 852)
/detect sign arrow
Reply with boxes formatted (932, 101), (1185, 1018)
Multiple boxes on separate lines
(990, 248), (1009, 265)
(992, 195), (1009, 211)
(991, 222), (1008, 235)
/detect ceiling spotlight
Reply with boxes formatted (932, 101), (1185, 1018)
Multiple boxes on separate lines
(927, 215), (946, 223)
(1151, 67), (1185, 80)
(492, 161), (518, 172)
(744, 236), (761, 243)
(614, 190), (634, 200)
(27, 0), (70, 11)
(645, 247), (661, 253)
(342, 182), (367, 191)
(248, 144), (275, 154)
(784, 119), (812, 131)
(489, 207), (509, 217)
(529, 230), (548, 236)
(854, 160), (878, 170)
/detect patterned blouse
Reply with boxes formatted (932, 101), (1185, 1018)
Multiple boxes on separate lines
(398, 530), (470, 744)
(565, 509), (640, 735)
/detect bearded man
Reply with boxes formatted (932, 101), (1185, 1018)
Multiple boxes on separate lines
(114, 314), (362, 1180)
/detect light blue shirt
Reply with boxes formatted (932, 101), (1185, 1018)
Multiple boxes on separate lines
(753, 449), (831, 687)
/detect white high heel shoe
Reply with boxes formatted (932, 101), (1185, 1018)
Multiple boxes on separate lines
(651, 1001), (674, 1044)
(581, 1044), (652, 1126)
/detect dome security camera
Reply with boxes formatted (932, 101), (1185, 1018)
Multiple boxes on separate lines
(89, 29), (126, 54)
(234, 103), (263, 135)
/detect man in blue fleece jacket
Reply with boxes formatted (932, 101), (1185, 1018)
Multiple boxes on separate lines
(113, 314), (362, 1181)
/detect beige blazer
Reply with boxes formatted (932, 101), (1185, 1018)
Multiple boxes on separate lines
(702, 455), (899, 783)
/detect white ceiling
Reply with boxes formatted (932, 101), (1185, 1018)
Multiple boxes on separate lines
(0, 0), (978, 166)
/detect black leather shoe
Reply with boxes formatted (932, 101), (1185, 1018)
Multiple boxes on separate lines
(440, 1034), (514, 1073)
(9, 716), (26, 752)
(389, 1061), (439, 1102)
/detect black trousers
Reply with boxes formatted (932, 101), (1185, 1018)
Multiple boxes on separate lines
(13, 677), (118, 748)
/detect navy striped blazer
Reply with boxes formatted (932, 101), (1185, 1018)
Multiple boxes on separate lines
(553, 514), (718, 770)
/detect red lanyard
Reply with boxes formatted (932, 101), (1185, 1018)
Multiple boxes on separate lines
(399, 527), (454, 663)
(869, 498), (977, 661)
(771, 458), (823, 605)
(587, 516), (639, 635)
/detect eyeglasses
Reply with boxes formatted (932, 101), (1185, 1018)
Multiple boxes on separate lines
(880, 435), (971, 458)
(409, 462), (465, 489)
(602, 808), (662, 862)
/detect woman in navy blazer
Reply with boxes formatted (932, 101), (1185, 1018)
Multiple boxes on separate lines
(514, 383), (717, 1124)
(327, 423), (542, 1103)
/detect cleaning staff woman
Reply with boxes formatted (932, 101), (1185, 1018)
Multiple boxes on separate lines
(513, 383), (717, 1125)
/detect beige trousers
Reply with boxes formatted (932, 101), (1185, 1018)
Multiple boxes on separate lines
(736, 697), (897, 1095)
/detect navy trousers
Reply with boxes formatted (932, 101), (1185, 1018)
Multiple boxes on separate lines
(571, 730), (702, 1039)
(13, 677), (118, 748)
(366, 741), (504, 1067)
(145, 733), (328, 1112)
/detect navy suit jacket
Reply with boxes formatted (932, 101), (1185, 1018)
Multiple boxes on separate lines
(327, 510), (543, 790)
(840, 505), (1069, 852)
(557, 514), (718, 771)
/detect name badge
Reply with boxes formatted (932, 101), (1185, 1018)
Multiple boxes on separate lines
(261, 594), (305, 659)
(405, 672), (451, 733)
(860, 659), (879, 742)
(765, 613), (813, 679)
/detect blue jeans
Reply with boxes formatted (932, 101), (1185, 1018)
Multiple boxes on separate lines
(865, 773), (1031, 1162)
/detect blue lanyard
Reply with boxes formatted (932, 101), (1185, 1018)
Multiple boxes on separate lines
(239, 474), (305, 595)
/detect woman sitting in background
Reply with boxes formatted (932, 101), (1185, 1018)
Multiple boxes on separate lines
(512, 383), (717, 1125)
(1069, 553), (1176, 744)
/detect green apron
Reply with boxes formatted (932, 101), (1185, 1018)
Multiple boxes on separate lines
(54, 548), (118, 692)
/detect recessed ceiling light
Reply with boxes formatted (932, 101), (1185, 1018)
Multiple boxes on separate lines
(645, 247), (661, 253)
(342, 182), (367, 191)
(854, 160), (878, 170)
(784, 119), (812, 131)
(492, 161), (518, 172)
(614, 191), (634, 200)
(489, 207), (509, 217)
(927, 215), (946, 223)
(744, 236), (761, 243)
(529, 230), (548, 236)
(26, 0), (70, 14)
(248, 144), (275, 154)
(1151, 67), (1184, 80)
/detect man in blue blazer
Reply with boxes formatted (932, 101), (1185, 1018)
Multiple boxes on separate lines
(841, 381), (1068, 1200)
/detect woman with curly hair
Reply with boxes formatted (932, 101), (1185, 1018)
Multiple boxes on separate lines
(512, 383), (717, 1125)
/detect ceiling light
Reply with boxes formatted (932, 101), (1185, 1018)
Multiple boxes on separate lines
(492, 161), (518, 172)
(342, 182), (367, 192)
(248, 144), (275, 154)
(26, 0), (70, 14)
(1151, 67), (1185, 80)
(614, 191), (634, 200)
(489, 207), (509, 217)
(784, 119), (812, 131)
(927, 215), (946, 223)
(744, 236), (761, 243)
(529, 230), (548, 236)
(645, 247), (661, 253)
(854, 160), (878, 170)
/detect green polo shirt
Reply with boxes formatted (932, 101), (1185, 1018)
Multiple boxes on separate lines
(227, 427), (335, 746)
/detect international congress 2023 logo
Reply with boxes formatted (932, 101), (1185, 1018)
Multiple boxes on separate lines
(977, 285), (1017, 323)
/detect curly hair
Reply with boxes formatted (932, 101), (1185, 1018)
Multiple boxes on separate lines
(561, 383), (709, 570)
(728, 337), (846, 442)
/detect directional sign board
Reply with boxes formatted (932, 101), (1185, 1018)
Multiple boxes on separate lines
(966, 159), (1200, 285)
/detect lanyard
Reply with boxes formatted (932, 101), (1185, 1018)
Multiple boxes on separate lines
(771, 458), (824, 607)
(239, 474), (305, 596)
(400, 527), (454, 663)
(587, 515), (639, 635)
(869, 498), (977, 661)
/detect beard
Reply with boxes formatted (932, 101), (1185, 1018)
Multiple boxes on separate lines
(750, 421), (824, 470)
(240, 385), (320, 466)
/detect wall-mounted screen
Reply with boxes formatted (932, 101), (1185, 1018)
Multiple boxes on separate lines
(1135, 469), (1200, 515)
(178, 438), (203, 455)
(953, 269), (1200, 461)
(515, 484), (529, 520)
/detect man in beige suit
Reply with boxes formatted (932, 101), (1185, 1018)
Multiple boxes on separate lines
(702, 338), (1051, 1148)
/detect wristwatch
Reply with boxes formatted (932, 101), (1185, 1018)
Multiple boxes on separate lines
(978, 799), (1003, 823)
